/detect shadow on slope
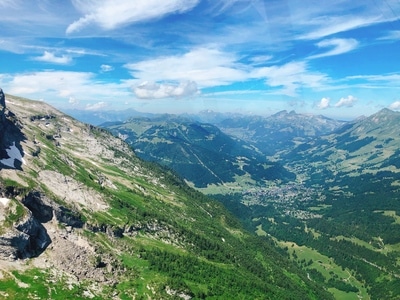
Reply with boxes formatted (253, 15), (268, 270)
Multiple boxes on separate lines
(0, 108), (26, 171)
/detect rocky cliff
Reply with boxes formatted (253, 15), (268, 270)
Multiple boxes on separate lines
(0, 88), (6, 145)
(0, 89), (26, 170)
(0, 88), (5, 120)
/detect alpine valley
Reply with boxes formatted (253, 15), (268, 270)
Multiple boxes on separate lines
(0, 92), (331, 299)
(2, 90), (400, 300)
(100, 107), (400, 299)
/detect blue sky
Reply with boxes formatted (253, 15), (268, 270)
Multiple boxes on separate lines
(1, 0), (400, 119)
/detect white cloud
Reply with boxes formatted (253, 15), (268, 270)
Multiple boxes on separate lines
(85, 101), (108, 110)
(126, 48), (327, 97)
(389, 101), (400, 111)
(334, 95), (357, 107)
(100, 64), (114, 72)
(299, 16), (380, 40)
(316, 97), (330, 109)
(249, 55), (273, 65)
(308, 38), (359, 59)
(6, 71), (94, 95)
(251, 61), (327, 96)
(2, 70), (133, 109)
(34, 51), (72, 64)
(0, 0), (19, 8)
(125, 47), (248, 88)
(67, 0), (200, 34)
(344, 74), (400, 88)
(378, 30), (400, 41)
(68, 97), (79, 105)
(0, 39), (24, 53)
(134, 81), (198, 99)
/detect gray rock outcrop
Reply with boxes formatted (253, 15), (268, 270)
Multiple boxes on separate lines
(0, 88), (5, 138)
(0, 206), (51, 260)
(0, 88), (5, 118)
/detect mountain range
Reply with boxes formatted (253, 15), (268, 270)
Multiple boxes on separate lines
(3, 89), (400, 299)
(102, 115), (294, 188)
(0, 93), (330, 299)
(102, 105), (400, 299)
(215, 110), (347, 154)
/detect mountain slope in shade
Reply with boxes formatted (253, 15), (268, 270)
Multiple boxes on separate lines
(0, 94), (331, 299)
(103, 115), (295, 188)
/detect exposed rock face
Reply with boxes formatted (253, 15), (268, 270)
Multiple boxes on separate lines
(0, 202), (51, 260)
(0, 184), (93, 261)
(22, 191), (84, 227)
(14, 210), (51, 258)
(0, 88), (5, 143)
(0, 88), (5, 119)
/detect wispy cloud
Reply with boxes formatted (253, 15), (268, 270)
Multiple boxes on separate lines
(0, 38), (25, 53)
(126, 47), (328, 98)
(249, 55), (273, 65)
(299, 16), (380, 40)
(344, 74), (400, 88)
(100, 64), (114, 72)
(33, 51), (72, 64)
(378, 30), (400, 41)
(251, 61), (328, 96)
(308, 38), (359, 59)
(85, 101), (108, 110)
(124, 47), (248, 88)
(0, 0), (20, 8)
(67, 0), (200, 34)
(1, 71), (132, 109)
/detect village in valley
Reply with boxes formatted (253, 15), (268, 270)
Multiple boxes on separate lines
(241, 183), (325, 219)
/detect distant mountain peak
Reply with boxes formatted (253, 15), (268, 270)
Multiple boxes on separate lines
(363, 108), (400, 126)
(374, 107), (397, 116)
(272, 110), (289, 117)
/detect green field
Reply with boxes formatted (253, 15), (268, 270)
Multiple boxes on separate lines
(278, 241), (369, 300)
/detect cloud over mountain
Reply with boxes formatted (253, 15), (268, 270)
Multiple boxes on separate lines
(317, 97), (330, 109)
(334, 95), (357, 107)
(133, 81), (199, 99)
